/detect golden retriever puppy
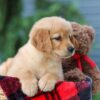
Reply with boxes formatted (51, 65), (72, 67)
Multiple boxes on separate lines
(0, 17), (75, 97)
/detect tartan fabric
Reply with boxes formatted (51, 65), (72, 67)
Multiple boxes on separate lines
(0, 76), (92, 100)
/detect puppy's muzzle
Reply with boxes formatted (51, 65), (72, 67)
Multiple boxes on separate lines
(68, 46), (75, 53)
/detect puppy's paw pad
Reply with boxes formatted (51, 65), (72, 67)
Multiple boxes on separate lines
(21, 79), (38, 97)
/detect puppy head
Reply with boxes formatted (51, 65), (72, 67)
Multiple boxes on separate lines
(29, 17), (75, 58)
(71, 22), (95, 54)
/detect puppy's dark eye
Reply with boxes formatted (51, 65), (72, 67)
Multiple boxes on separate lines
(53, 36), (62, 41)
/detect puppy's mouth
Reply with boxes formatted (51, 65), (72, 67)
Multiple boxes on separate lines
(65, 51), (75, 59)
(55, 51), (75, 59)
(62, 51), (75, 59)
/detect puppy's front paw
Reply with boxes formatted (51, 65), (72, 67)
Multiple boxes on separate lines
(20, 79), (38, 97)
(39, 76), (57, 92)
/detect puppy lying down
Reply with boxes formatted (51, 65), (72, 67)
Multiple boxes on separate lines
(0, 17), (75, 97)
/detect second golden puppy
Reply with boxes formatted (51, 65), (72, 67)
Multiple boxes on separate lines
(1, 17), (75, 97)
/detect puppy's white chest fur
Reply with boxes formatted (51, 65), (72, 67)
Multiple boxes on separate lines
(24, 41), (63, 79)
(35, 57), (62, 79)
(7, 41), (63, 80)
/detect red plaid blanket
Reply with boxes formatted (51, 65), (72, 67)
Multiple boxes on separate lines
(0, 76), (92, 100)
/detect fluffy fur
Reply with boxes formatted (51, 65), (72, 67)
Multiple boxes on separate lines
(0, 17), (75, 97)
(62, 22), (100, 94)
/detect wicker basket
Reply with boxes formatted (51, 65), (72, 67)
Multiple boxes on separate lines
(0, 87), (7, 100)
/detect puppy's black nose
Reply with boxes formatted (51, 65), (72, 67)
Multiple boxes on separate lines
(68, 47), (75, 53)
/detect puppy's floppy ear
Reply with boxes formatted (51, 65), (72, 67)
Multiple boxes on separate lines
(69, 36), (79, 49)
(32, 28), (52, 53)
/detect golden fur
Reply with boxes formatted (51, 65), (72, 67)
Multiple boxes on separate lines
(0, 17), (74, 97)
(0, 58), (13, 75)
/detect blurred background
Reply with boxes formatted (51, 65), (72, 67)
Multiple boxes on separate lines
(0, 0), (100, 66)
